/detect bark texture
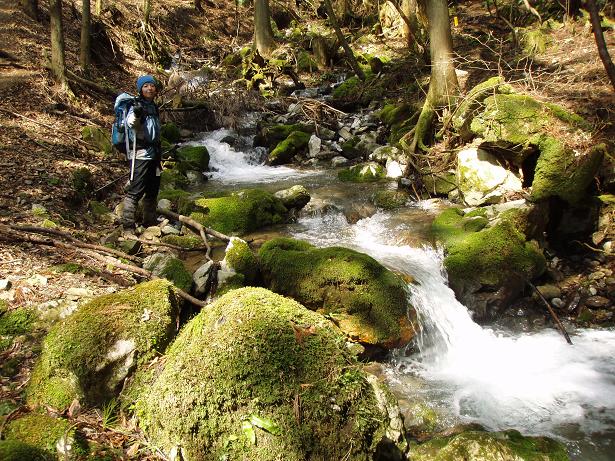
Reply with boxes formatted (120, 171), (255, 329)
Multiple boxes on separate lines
(254, 0), (275, 57)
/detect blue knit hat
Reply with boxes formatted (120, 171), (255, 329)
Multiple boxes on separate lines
(136, 75), (160, 95)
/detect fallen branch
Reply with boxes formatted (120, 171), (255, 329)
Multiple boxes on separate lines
(65, 69), (118, 97)
(527, 279), (573, 345)
(0, 225), (207, 308)
(9, 224), (142, 265)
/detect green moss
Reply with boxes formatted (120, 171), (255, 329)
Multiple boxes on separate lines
(254, 123), (314, 149)
(26, 280), (179, 411)
(338, 162), (386, 183)
(258, 238), (415, 347)
(160, 234), (203, 249)
(4, 414), (72, 454)
(269, 131), (311, 165)
(135, 287), (404, 460)
(0, 440), (53, 461)
(296, 51), (318, 72)
(411, 429), (569, 461)
(372, 190), (409, 210)
(378, 103), (417, 143)
(224, 238), (260, 284)
(161, 123), (181, 144)
(0, 307), (36, 336)
(160, 166), (189, 190)
(51, 263), (95, 275)
(175, 145), (210, 173)
(215, 274), (246, 297)
(191, 189), (288, 235)
(71, 167), (94, 202)
(332, 73), (384, 108)
(159, 258), (193, 293)
(531, 139), (605, 204)
(519, 26), (553, 57)
(89, 200), (111, 220)
(82, 126), (113, 155)
(40, 219), (58, 229)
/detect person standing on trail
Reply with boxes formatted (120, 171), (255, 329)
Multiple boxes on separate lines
(121, 75), (162, 234)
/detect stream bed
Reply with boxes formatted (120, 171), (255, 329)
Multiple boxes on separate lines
(187, 128), (615, 460)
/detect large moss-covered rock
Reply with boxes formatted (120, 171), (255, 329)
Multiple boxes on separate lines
(175, 145), (210, 173)
(332, 73), (386, 110)
(410, 429), (569, 461)
(431, 207), (546, 317)
(161, 122), (181, 144)
(258, 238), (416, 348)
(222, 237), (260, 285)
(143, 253), (193, 292)
(378, 103), (418, 144)
(135, 287), (407, 461)
(268, 131), (311, 165)
(273, 185), (311, 210)
(26, 280), (179, 411)
(191, 189), (288, 235)
(469, 93), (600, 204)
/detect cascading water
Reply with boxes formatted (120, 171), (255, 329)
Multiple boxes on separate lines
(192, 129), (615, 459)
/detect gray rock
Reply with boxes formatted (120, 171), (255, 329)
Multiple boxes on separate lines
(316, 127), (336, 140)
(193, 261), (214, 296)
(338, 126), (352, 140)
(308, 135), (322, 158)
(536, 284), (561, 300)
(551, 297), (564, 308)
(0, 279), (11, 291)
(331, 156), (349, 167)
(161, 225), (181, 235)
(274, 185), (311, 210)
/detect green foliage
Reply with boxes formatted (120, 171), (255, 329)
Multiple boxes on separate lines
(191, 189), (288, 235)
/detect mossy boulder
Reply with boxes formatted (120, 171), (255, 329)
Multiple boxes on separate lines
(3, 413), (81, 458)
(26, 280), (180, 411)
(273, 185), (311, 210)
(160, 166), (190, 190)
(175, 145), (210, 173)
(431, 208), (545, 316)
(190, 189), (288, 235)
(142, 253), (193, 292)
(332, 73), (385, 110)
(222, 237), (260, 285)
(338, 162), (386, 183)
(469, 93), (600, 204)
(135, 287), (407, 461)
(82, 126), (113, 155)
(258, 238), (416, 349)
(268, 131), (311, 165)
(0, 440), (53, 461)
(253, 123), (314, 149)
(371, 190), (410, 210)
(161, 122), (181, 144)
(410, 429), (569, 461)
(157, 188), (198, 215)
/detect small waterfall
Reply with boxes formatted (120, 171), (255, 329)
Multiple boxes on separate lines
(292, 211), (615, 458)
(183, 129), (315, 184)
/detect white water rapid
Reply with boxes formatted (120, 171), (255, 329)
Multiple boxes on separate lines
(193, 129), (615, 459)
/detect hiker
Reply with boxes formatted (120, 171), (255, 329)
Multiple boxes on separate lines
(121, 75), (162, 234)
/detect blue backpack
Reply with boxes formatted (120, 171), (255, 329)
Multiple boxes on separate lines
(112, 92), (136, 155)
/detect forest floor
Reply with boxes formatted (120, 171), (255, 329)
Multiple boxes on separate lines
(0, 0), (614, 457)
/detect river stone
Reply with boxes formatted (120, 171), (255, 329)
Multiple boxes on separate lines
(274, 185), (311, 210)
(134, 287), (407, 460)
(331, 155), (349, 167)
(386, 159), (404, 178)
(193, 261), (214, 296)
(457, 147), (522, 206)
(535, 284), (561, 300)
(307, 134), (322, 158)
(585, 296), (611, 309)
(142, 253), (192, 292)
(26, 280), (180, 412)
(259, 237), (416, 349)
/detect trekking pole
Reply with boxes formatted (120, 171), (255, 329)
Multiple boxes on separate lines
(130, 130), (137, 182)
(526, 279), (573, 345)
(94, 171), (129, 193)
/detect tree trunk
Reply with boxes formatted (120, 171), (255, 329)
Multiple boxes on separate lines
(21, 0), (39, 20)
(254, 0), (275, 57)
(80, 0), (91, 74)
(49, 0), (68, 86)
(400, 0), (422, 50)
(404, 0), (458, 158)
(95, 0), (103, 15)
(586, 0), (615, 92)
(323, 0), (365, 80)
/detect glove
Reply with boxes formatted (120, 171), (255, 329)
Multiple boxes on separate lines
(132, 101), (144, 119)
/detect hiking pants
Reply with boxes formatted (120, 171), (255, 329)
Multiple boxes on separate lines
(121, 159), (161, 228)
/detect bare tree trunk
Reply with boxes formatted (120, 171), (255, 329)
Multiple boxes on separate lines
(400, 0), (422, 50)
(404, 0), (458, 159)
(80, 0), (91, 75)
(254, 0), (275, 57)
(323, 0), (365, 80)
(21, 0), (39, 20)
(50, 0), (68, 87)
(586, 0), (615, 92)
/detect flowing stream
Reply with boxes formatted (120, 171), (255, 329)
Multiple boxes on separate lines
(190, 128), (615, 460)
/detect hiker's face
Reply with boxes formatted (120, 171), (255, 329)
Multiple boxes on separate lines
(141, 83), (158, 101)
